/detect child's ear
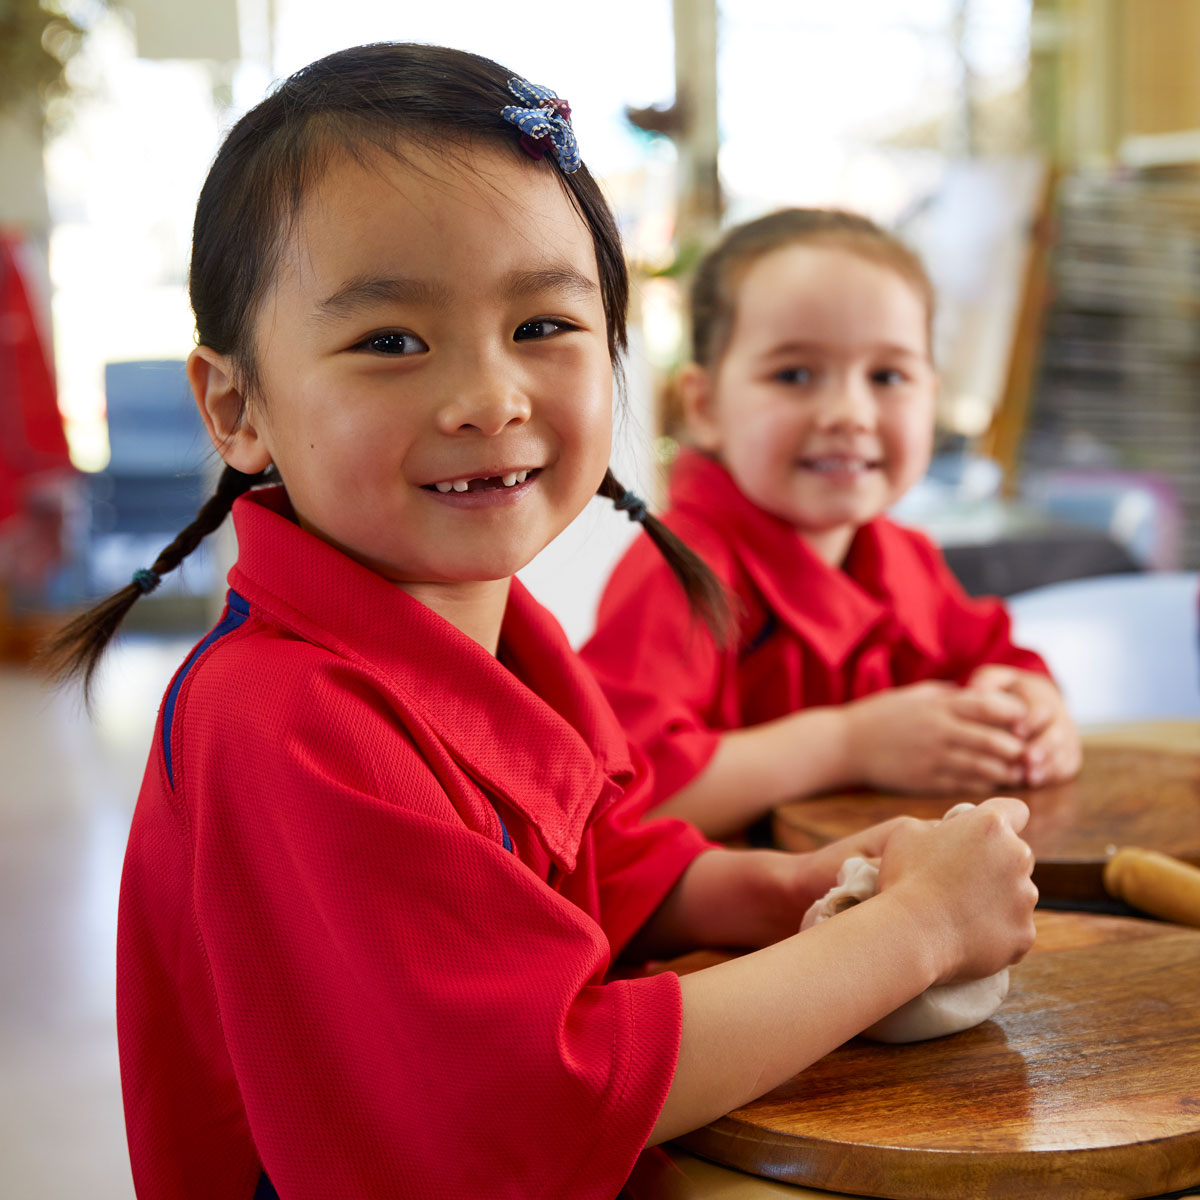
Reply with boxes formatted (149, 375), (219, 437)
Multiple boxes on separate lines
(188, 346), (274, 475)
(678, 363), (723, 452)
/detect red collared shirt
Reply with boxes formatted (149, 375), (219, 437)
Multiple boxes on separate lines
(582, 451), (1050, 806)
(117, 486), (709, 1200)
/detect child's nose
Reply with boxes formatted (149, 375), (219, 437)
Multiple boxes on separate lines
(436, 357), (532, 436)
(816, 375), (876, 430)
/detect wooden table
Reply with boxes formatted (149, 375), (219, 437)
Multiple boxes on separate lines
(773, 724), (1200, 903)
(624, 1145), (857, 1197)
(643, 910), (1200, 1200)
(625, 1147), (1200, 1200)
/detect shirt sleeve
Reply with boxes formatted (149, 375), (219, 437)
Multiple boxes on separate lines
(585, 749), (716, 957)
(170, 654), (684, 1200)
(913, 533), (1053, 683)
(581, 532), (729, 805)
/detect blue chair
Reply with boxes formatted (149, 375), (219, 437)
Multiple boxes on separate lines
(1006, 572), (1200, 725)
(85, 361), (214, 598)
(90, 360), (209, 535)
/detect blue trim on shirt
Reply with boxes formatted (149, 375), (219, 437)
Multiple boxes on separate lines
(162, 590), (250, 786)
(254, 1172), (279, 1200)
(743, 611), (778, 657)
(498, 813), (513, 852)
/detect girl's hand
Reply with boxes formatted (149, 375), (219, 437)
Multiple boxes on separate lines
(793, 815), (932, 909)
(967, 666), (1082, 787)
(876, 796), (1038, 984)
(843, 681), (1029, 794)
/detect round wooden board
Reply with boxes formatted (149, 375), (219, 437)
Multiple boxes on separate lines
(676, 911), (1200, 1200)
(772, 741), (1200, 901)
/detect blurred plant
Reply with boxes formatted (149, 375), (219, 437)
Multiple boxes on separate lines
(641, 237), (707, 283)
(0, 0), (105, 122)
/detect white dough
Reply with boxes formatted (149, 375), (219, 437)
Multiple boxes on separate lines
(863, 969), (1009, 1043)
(800, 856), (881, 930)
(799, 803), (1011, 1043)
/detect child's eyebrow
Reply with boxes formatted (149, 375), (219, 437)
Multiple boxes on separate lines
(312, 275), (453, 322)
(764, 339), (924, 360)
(310, 266), (597, 324)
(500, 266), (599, 301)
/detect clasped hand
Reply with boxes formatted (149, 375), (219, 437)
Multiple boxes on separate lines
(843, 667), (1081, 795)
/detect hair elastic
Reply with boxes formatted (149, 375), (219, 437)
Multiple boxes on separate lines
(500, 78), (582, 173)
(131, 567), (162, 595)
(613, 490), (648, 524)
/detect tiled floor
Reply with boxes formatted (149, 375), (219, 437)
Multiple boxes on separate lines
(1, 635), (195, 1200)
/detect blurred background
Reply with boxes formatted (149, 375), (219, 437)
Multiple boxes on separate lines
(5, 0), (1200, 650)
(2, 2), (1199, 1196)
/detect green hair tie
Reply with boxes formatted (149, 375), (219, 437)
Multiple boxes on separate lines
(131, 568), (162, 595)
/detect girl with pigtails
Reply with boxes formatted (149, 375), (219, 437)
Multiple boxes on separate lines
(44, 44), (1037, 1200)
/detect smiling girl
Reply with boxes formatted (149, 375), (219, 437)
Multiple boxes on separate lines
(44, 55), (1037, 1199)
(583, 209), (1081, 839)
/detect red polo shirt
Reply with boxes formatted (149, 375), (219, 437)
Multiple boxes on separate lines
(117, 486), (710, 1200)
(581, 451), (1050, 806)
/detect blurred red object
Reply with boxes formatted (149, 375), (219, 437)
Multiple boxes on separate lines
(0, 230), (76, 605)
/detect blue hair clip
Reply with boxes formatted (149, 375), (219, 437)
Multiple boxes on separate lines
(501, 78), (582, 174)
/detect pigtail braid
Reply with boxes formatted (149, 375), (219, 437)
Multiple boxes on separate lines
(596, 467), (732, 646)
(39, 464), (273, 699)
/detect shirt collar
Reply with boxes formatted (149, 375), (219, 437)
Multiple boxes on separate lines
(227, 486), (632, 871)
(669, 450), (944, 666)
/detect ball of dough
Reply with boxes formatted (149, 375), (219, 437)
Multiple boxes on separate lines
(863, 970), (1009, 1043)
(798, 804), (1011, 1043)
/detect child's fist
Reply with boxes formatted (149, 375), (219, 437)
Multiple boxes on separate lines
(966, 666), (1082, 787)
(876, 796), (1038, 983)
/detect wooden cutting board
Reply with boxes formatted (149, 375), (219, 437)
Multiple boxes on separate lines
(772, 742), (1200, 901)
(675, 911), (1200, 1200)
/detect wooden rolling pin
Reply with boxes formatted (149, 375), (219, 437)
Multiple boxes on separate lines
(1103, 847), (1200, 928)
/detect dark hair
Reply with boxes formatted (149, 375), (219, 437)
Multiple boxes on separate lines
(42, 43), (728, 695)
(690, 208), (936, 368)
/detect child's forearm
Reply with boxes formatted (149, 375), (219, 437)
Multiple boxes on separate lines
(648, 890), (944, 1144)
(627, 847), (817, 959)
(653, 708), (855, 838)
